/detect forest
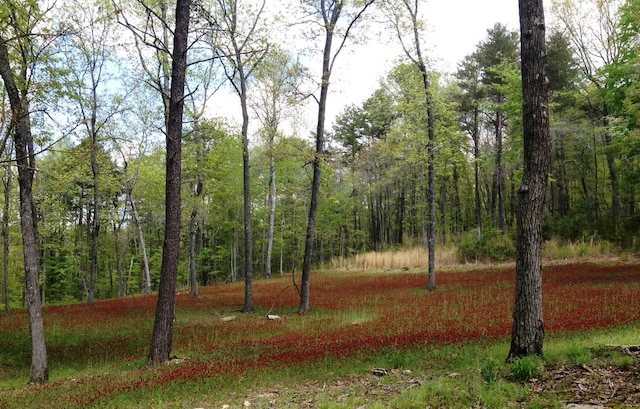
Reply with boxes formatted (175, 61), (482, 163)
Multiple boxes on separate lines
(1, 0), (635, 306)
(0, 0), (638, 382)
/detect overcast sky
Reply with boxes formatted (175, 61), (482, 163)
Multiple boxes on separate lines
(212, 0), (540, 135)
(327, 0), (523, 124)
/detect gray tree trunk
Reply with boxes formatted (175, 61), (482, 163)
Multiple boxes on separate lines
(508, 0), (551, 360)
(299, 0), (375, 313)
(0, 41), (48, 382)
(113, 221), (124, 298)
(88, 97), (100, 306)
(189, 205), (198, 298)
(240, 72), (253, 312)
(2, 160), (11, 313)
(265, 156), (276, 278)
(126, 186), (151, 294)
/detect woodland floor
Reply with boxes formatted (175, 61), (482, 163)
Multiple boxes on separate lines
(218, 349), (640, 408)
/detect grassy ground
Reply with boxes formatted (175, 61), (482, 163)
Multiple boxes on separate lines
(1, 260), (640, 408)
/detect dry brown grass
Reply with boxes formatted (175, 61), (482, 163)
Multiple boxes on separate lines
(328, 238), (625, 272)
(328, 245), (470, 272)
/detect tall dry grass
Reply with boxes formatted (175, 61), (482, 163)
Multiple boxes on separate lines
(328, 245), (462, 271)
(328, 238), (623, 272)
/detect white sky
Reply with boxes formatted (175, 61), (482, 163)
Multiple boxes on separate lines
(210, 0), (541, 135)
(327, 0), (523, 123)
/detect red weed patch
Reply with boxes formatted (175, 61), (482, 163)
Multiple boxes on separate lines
(2, 263), (640, 408)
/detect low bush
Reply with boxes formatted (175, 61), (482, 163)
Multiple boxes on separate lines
(457, 229), (516, 263)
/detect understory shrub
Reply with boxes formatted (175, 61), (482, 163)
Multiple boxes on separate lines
(457, 229), (515, 263)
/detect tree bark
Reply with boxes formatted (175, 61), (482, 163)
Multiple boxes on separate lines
(126, 185), (151, 294)
(493, 108), (506, 231)
(113, 220), (124, 298)
(265, 154), (276, 278)
(508, 0), (551, 360)
(299, 1), (342, 314)
(147, 0), (190, 365)
(188, 205), (198, 298)
(0, 40), (48, 383)
(2, 161), (10, 313)
(240, 70), (253, 312)
(88, 110), (100, 306)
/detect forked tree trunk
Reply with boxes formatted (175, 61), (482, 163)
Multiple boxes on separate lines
(508, 0), (551, 360)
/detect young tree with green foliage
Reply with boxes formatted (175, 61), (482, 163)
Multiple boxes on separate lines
(382, 0), (437, 289)
(212, 0), (269, 312)
(251, 48), (308, 278)
(298, 0), (376, 314)
(476, 23), (520, 232)
(551, 0), (624, 235)
(61, 0), (126, 305)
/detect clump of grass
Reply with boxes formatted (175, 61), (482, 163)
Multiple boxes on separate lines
(509, 355), (542, 381)
(480, 357), (500, 384)
(542, 237), (617, 261)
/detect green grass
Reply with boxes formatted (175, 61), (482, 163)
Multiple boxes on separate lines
(2, 319), (639, 408)
(2, 264), (640, 408)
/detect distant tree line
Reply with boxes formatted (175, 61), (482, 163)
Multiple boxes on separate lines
(0, 0), (636, 309)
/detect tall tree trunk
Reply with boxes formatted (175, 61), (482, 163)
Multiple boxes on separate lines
(265, 154), (276, 278)
(299, 2), (342, 314)
(2, 160), (10, 313)
(147, 0), (190, 365)
(0, 39), (48, 384)
(240, 71), (253, 312)
(299, 0), (374, 312)
(88, 128), (99, 306)
(126, 187), (151, 293)
(416, 61), (436, 290)
(113, 221), (124, 298)
(508, 0), (550, 360)
(494, 108), (506, 231)
(473, 110), (482, 240)
(188, 205), (198, 298)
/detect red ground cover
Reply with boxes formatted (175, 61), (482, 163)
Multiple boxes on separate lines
(2, 263), (640, 407)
